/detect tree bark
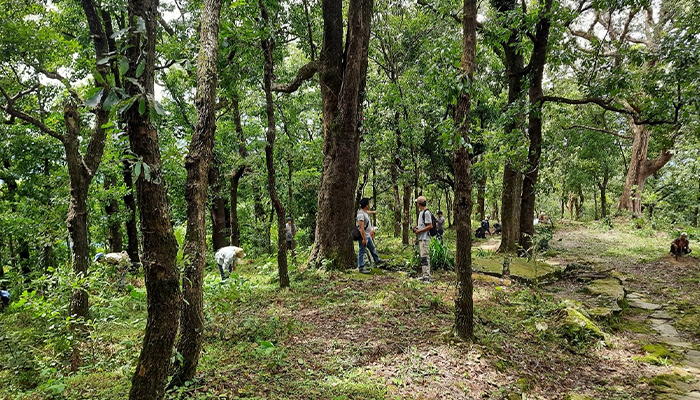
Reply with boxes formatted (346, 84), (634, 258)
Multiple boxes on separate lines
(518, 0), (552, 256)
(453, 0), (476, 341)
(599, 167), (609, 218)
(229, 95), (247, 247)
(104, 174), (123, 253)
(209, 162), (228, 251)
(391, 162), (401, 237)
(122, 159), (140, 266)
(477, 168), (486, 221)
(309, 0), (373, 269)
(495, 0), (526, 253)
(616, 117), (672, 215)
(402, 184), (411, 245)
(172, 0), (222, 386)
(126, 0), (181, 397)
(261, 4), (289, 288)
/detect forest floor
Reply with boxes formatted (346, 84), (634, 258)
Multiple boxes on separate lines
(1, 220), (700, 400)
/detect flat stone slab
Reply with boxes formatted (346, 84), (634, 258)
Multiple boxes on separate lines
(628, 298), (662, 310)
(627, 292), (641, 299)
(667, 341), (696, 349)
(584, 278), (625, 302)
(650, 320), (681, 337)
(652, 310), (674, 319)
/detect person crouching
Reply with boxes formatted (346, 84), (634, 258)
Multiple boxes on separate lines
(671, 232), (691, 258)
(215, 246), (246, 280)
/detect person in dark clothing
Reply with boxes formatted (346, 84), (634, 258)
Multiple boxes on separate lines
(0, 287), (9, 310)
(492, 223), (502, 235)
(671, 232), (691, 258)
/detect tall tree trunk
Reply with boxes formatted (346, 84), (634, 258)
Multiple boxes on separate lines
(402, 184), (411, 245)
(518, 0), (552, 256)
(229, 95), (248, 247)
(694, 178), (700, 227)
(209, 162), (228, 251)
(599, 167), (609, 219)
(261, 8), (289, 288)
(65, 105), (109, 323)
(371, 163), (377, 227)
(104, 174), (123, 253)
(495, 0), (525, 253)
(499, 167), (522, 252)
(309, 0), (373, 269)
(477, 169), (486, 221)
(453, 0), (476, 341)
(617, 118), (672, 215)
(42, 158), (55, 271)
(229, 169), (244, 246)
(391, 162), (401, 237)
(593, 189), (599, 220)
(126, 0), (181, 397)
(122, 159), (140, 266)
(172, 0), (222, 386)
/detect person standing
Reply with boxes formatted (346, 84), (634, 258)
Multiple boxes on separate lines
(357, 198), (383, 274)
(434, 211), (446, 240)
(285, 217), (297, 252)
(412, 196), (433, 283)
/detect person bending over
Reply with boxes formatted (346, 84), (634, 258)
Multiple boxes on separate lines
(671, 232), (691, 258)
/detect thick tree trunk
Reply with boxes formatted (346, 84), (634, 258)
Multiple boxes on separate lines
(477, 170), (486, 221)
(495, 0), (525, 253)
(402, 184), (411, 245)
(126, 0), (181, 397)
(617, 118), (672, 215)
(64, 101), (109, 324)
(229, 95), (248, 247)
(172, 0), (222, 386)
(453, 0), (476, 341)
(261, 10), (289, 288)
(122, 159), (140, 266)
(104, 174), (123, 253)
(309, 0), (373, 269)
(391, 162), (401, 237)
(208, 162), (227, 251)
(518, 0), (552, 256)
(499, 166), (522, 252)
(229, 169), (244, 246)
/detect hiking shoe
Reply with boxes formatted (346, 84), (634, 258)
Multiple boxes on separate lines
(359, 268), (371, 274)
(417, 276), (431, 283)
(375, 258), (387, 265)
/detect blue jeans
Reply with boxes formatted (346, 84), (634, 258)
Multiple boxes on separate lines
(358, 236), (380, 269)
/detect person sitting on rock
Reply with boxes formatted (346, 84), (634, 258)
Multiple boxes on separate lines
(670, 232), (691, 258)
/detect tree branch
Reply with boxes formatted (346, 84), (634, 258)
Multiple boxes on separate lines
(0, 85), (64, 142)
(563, 124), (632, 139)
(270, 60), (318, 93)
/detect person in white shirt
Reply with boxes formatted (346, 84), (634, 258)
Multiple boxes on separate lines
(214, 246), (246, 280)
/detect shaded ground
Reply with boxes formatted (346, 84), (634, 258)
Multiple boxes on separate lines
(2, 221), (699, 400)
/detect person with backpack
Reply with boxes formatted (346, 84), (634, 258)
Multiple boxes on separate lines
(412, 196), (434, 283)
(357, 198), (384, 274)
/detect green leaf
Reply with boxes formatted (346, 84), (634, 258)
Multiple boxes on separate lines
(115, 96), (137, 115)
(85, 88), (104, 108)
(153, 100), (165, 116)
(136, 60), (145, 78)
(97, 56), (111, 65)
(119, 59), (129, 76)
(103, 90), (119, 110)
(138, 97), (146, 115)
(133, 161), (142, 180)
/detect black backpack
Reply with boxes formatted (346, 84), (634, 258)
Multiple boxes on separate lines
(421, 209), (439, 237)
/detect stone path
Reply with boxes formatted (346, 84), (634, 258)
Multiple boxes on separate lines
(627, 291), (700, 400)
